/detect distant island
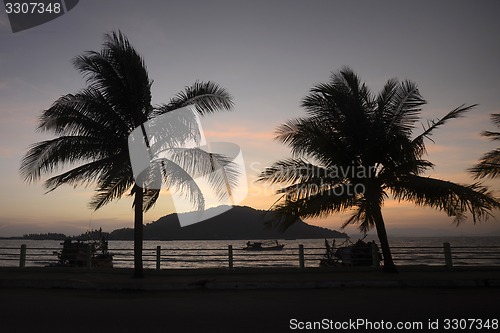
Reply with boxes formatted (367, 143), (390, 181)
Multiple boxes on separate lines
(109, 206), (347, 240)
(3, 230), (109, 241)
(3, 206), (347, 240)
(14, 233), (69, 240)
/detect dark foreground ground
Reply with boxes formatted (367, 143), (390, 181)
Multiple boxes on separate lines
(1, 267), (499, 332)
(1, 287), (499, 333)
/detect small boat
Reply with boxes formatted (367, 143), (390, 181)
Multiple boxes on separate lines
(243, 240), (285, 251)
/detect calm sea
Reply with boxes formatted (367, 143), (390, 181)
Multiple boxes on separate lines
(0, 236), (499, 269)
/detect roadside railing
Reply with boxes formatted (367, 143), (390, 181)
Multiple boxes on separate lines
(1, 242), (499, 269)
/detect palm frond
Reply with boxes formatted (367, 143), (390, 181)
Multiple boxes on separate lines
(159, 81), (233, 116)
(301, 68), (373, 153)
(378, 157), (434, 181)
(413, 104), (476, 147)
(257, 158), (333, 185)
(490, 113), (500, 127)
(482, 131), (500, 141)
(157, 147), (240, 203)
(73, 31), (152, 125)
(375, 78), (398, 115)
(143, 188), (161, 211)
(146, 105), (205, 149)
(379, 80), (426, 136)
(157, 159), (205, 212)
(336, 67), (373, 107)
(274, 117), (354, 167)
(391, 175), (499, 224)
(341, 200), (374, 233)
(43, 157), (115, 192)
(90, 172), (135, 210)
(267, 186), (360, 231)
(19, 136), (114, 183)
(469, 148), (500, 179)
(301, 83), (337, 119)
(469, 113), (500, 179)
(39, 88), (131, 137)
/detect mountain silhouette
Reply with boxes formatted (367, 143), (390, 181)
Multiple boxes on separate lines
(109, 206), (347, 240)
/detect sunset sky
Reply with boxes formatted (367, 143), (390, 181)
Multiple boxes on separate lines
(1, 0), (500, 237)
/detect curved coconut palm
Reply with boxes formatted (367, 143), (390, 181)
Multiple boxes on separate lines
(469, 113), (500, 179)
(258, 68), (499, 272)
(19, 31), (235, 277)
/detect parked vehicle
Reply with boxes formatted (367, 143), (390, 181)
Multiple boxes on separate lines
(51, 229), (113, 267)
(320, 237), (381, 267)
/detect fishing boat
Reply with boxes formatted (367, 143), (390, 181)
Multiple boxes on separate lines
(243, 240), (285, 251)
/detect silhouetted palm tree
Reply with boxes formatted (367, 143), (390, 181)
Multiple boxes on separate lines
(470, 113), (500, 179)
(259, 68), (499, 272)
(20, 31), (234, 277)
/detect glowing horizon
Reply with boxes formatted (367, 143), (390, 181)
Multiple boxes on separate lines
(1, 1), (500, 237)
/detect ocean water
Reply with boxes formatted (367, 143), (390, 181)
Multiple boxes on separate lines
(0, 236), (499, 269)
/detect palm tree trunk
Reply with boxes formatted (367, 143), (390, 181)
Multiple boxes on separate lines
(372, 205), (398, 273)
(133, 184), (144, 278)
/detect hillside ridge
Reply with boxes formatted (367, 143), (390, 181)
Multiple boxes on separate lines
(109, 205), (347, 240)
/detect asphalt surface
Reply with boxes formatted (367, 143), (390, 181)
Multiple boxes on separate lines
(1, 267), (499, 332)
(1, 287), (499, 333)
(1, 266), (500, 290)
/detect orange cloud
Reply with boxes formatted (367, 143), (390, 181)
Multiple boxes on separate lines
(0, 146), (15, 157)
(204, 128), (275, 141)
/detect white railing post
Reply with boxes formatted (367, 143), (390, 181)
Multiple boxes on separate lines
(86, 244), (92, 269)
(228, 245), (233, 269)
(156, 246), (161, 270)
(19, 244), (27, 268)
(299, 244), (305, 269)
(443, 242), (453, 269)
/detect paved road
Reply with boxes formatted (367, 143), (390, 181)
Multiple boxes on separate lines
(1, 287), (498, 332)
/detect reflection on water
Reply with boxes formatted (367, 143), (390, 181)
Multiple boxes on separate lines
(1, 236), (499, 268)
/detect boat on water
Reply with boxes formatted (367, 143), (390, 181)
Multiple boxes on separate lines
(243, 240), (285, 251)
(51, 228), (113, 268)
